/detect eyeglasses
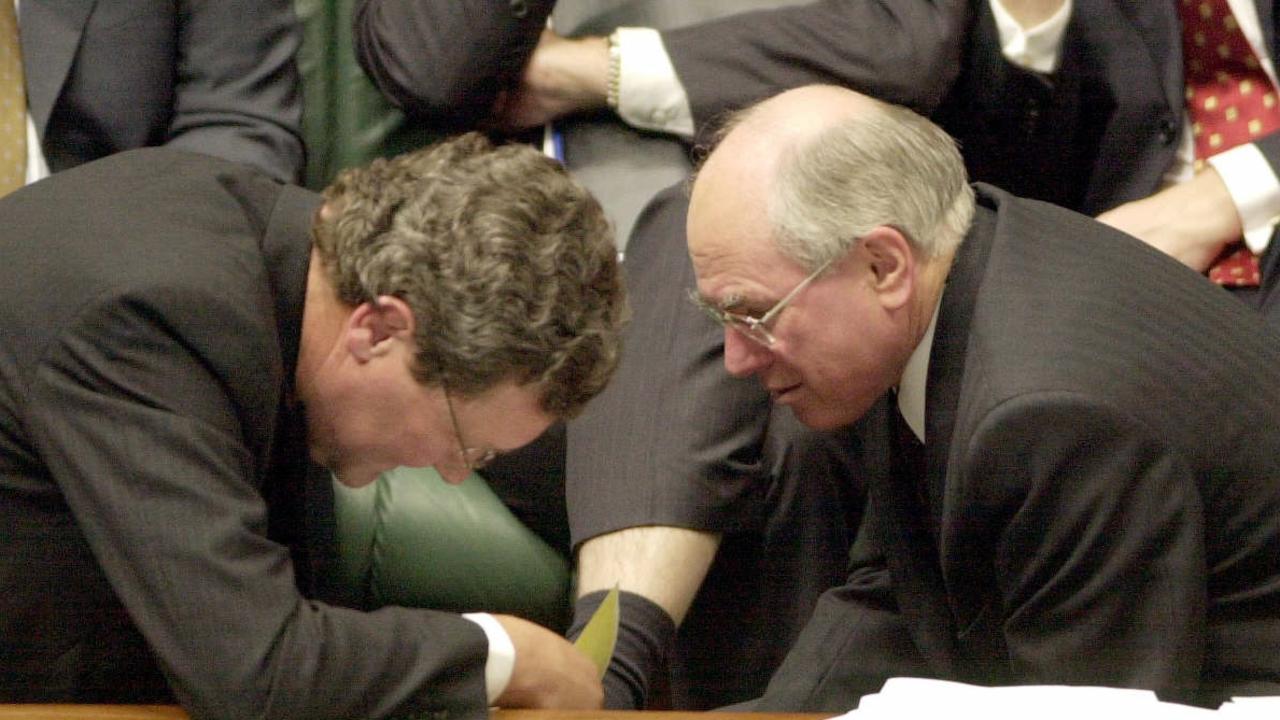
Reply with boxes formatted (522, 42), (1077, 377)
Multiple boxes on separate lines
(689, 255), (836, 347)
(445, 390), (499, 471)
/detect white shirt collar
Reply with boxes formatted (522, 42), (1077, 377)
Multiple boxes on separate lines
(896, 294), (942, 444)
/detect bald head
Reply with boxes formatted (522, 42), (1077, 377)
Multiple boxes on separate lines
(692, 84), (973, 273)
(731, 84), (888, 142)
(697, 85), (886, 205)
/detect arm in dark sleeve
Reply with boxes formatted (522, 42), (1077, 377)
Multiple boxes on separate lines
(753, 512), (928, 712)
(564, 185), (771, 709)
(1255, 130), (1280, 172)
(566, 183), (774, 545)
(661, 0), (972, 133)
(166, 0), (305, 182)
(354, 0), (557, 127)
(966, 394), (1204, 694)
(29, 292), (488, 720)
(565, 184), (864, 708)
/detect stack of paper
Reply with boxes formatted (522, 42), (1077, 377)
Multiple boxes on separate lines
(837, 678), (1278, 719)
(1218, 696), (1280, 717)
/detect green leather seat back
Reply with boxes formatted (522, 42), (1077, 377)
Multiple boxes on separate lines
(295, 0), (441, 190)
(331, 467), (572, 631)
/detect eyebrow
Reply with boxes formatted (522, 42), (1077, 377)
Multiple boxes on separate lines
(693, 290), (747, 313)
(723, 292), (778, 317)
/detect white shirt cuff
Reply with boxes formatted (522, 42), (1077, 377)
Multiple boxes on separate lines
(1208, 143), (1280, 253)
(614, 27), (695, 138)
(462, 612), (515, 704)
(988, 0), (1072, 74)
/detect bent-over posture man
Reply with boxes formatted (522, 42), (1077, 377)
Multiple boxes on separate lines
(687, 85), (1280, 710)
(0, 136), (626, 718)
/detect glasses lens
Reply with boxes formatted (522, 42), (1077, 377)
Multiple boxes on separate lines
(687, 290), (775, 347)
(726, 316), (774, 348)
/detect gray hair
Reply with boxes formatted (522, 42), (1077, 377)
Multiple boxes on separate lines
(312, 133), (628, 418)
(769, 101), (975, 271)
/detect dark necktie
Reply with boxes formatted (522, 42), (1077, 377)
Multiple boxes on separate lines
(1179, 0), (1279, 287)
(890, 403), (928, 508)
(0, 0), (25, 196)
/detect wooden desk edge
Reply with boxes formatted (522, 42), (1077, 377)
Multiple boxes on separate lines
(0, 707), (187, 719)
(494, 711), (835, 720)
(0, 707), (835, 720)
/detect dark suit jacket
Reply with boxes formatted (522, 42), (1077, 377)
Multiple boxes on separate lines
(755, 185), (1280, 710)
(20, 0), (303, 182)
(0, 150), (488, 719)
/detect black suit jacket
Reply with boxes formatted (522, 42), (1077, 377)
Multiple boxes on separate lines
(756, 185), (1280, 710)
(0, 150), (489, 719)
(20, 0), (303, 182)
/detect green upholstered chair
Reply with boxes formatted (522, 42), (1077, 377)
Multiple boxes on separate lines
(295, 0), (440, 190)
(328, 467), (572, 631)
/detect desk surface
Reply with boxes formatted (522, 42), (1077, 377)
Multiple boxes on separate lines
(0, 708), (186, 719)
(0, 707), (833, 720)
(494, 707), (834, 712)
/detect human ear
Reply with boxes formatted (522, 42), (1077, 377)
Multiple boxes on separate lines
(346, 296), (416, 363)
(860, 225), (915, 311)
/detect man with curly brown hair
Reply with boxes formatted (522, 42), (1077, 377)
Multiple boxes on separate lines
(0, 134), (626, 718)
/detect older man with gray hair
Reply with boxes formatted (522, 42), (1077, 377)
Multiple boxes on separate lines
(687, 84), (1280, 710)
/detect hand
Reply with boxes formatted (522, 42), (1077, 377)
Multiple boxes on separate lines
(489, 30), (610, 131)
(1096, 168), (1243, 273)
(493, 614), (604, 709)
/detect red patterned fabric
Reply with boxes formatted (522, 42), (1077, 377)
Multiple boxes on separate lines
(1179, 0), (1275, 286)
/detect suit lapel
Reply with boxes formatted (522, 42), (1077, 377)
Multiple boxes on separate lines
(865, 202), (999, 679)
(924, 209), (992, 534)
(925, 194), (1005, 660)
(865, 410), (957, 679)
(1111, 0), (1183, 133)
(19, 0), (96, 143)
(1259, 0), (1277, 61)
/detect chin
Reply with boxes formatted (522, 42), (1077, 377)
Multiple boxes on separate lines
(333, 470), (379, 488)
(789, 402), (864, 431)
(326, 455), (386, 488)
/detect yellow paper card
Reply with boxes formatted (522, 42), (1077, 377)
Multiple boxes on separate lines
(573, 585), (620, 678)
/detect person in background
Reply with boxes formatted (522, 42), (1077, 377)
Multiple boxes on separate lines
(0, 135), (626, 718)
(0, 0), (303, 197)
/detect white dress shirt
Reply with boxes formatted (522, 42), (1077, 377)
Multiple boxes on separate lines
(12, 0), (49, 185)
(463, 612), (515, 702)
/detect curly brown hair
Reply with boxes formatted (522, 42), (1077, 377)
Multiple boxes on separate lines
(312, 133), (627, 418)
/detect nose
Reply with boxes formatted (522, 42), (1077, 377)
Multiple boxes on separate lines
(722, 328), (772, 378)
